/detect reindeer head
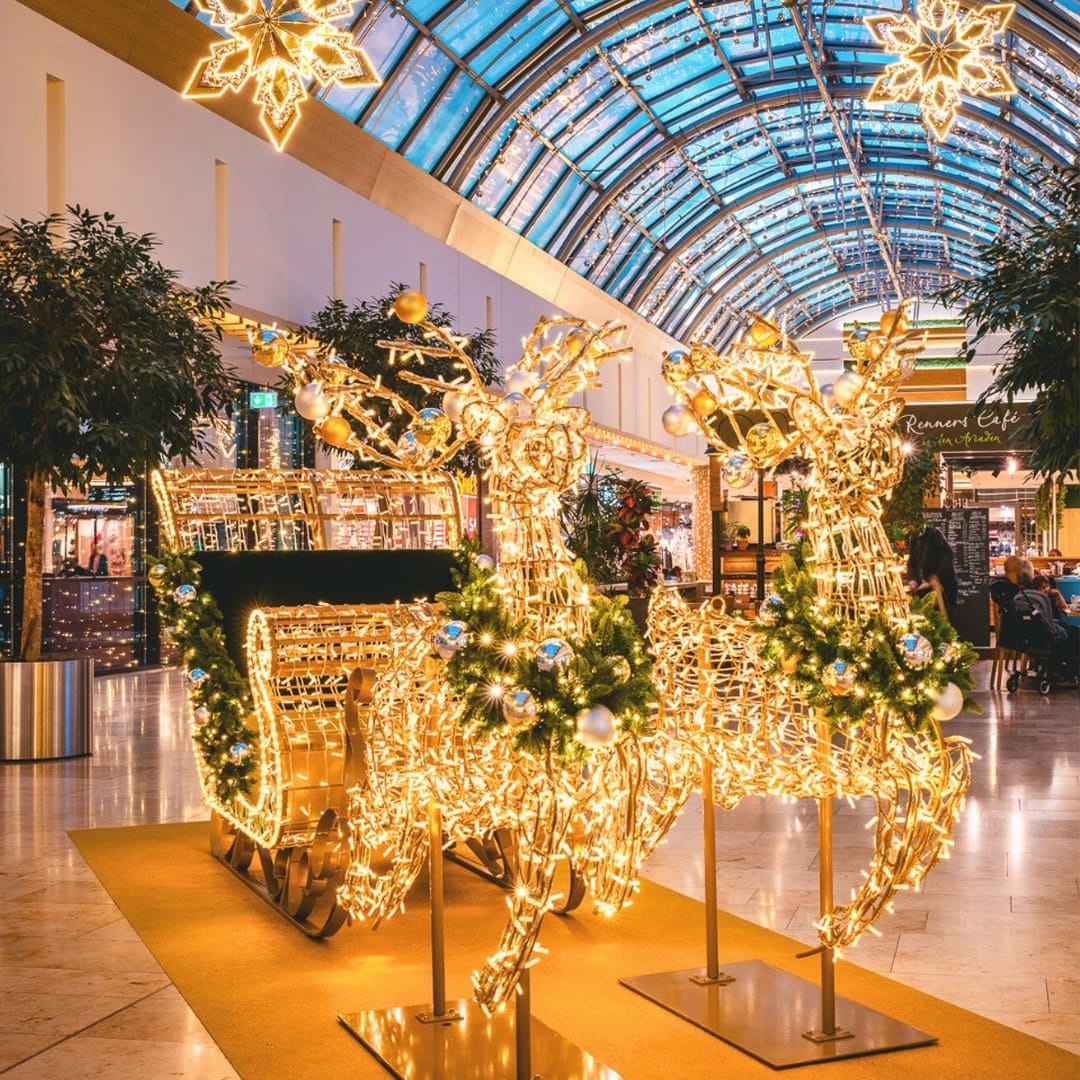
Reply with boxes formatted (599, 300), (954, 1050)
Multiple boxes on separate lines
(659, 307), (925, 505)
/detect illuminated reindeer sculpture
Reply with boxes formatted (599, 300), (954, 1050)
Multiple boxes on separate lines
(276, 301), (694, 1010)
(650, 310), (973, 952)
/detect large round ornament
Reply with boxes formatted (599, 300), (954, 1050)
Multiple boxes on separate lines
(607, 655), (632, 685)
(831, 371), (862, 409)
(193, 705), (210, 727)
(536, 638), (574, 672)
(744, 421), (784, 461)
(721, 453), (754, 489)
(505, 370), (538, 396)
(900, 632), (934, 670)
(747, 316), (782, 349)
(228, 742), (251, 764)
(442, 390), (464, 423)
(252, 327), (290, 367)
(295, 382), (331, 422)
(822, 659), (855, 696)
(879, 308), (909, 338)
(318, 415), (354, 449)
(186, 667), (209, 689)
(503, 688), (538, 730)
(412, 407), (452, 448)
(433, 621), (469, 660)
(575, 705), (617, 747)
(396, 430), (434, 466)
(148, 564), (168, 589)
(503, 392), (533, 421)
(691, 387), (718, 418)
(173, 584), (197, 606)
(475, 553), (496, 572)
(938, 642), (958, 663)
(931, 682), (964, 722)
(392, 290), (428, 324)
(661, 351), (693, 386)
(661, 404), (696, 437)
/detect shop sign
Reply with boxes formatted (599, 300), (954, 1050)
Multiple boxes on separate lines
(895, 403), (1027, 451)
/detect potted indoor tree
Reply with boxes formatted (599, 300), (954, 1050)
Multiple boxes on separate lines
(0, 207), (235, 760)
(732, 523), (752, 550)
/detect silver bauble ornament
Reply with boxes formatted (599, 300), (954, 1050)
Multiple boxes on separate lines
(433, 621), (469, 660)
(396, 429), (434, 466)
(575, 705), (617, 747)
(475, 553), (496, 572)
(536, 638), (574, 672)
(442, 389), (464, 423)
(228, 741), (251, 764)
(173, 584), (197, 606)
(502, 688), (538, 729)
(822, 659), (855, 696)
(832, 371), (863, 409)
(931, 682), (964, 722)
(186, 667), (209, 688)
(295, 382), (330, 421)
(148, 564), (168, 589)
(661, 404), (696, 437)
(504, 392), (533, 420)
(608, 655), (632, 685)
(721, 453), (754, 489)
(661, 350), (693, 386)
(900, 632), (934, 670)
(193, 706), (210, 726)
(505, 370), (538, 396)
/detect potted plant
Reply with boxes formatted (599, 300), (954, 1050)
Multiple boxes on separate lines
(0, 207), (235, 760)
(732, 523), (752, 550)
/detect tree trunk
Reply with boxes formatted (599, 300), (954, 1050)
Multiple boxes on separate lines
(19, 470), (46, 662)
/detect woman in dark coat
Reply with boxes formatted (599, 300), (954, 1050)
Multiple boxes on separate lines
(906, 526), (958, 620)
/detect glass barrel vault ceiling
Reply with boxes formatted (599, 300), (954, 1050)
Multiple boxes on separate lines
(171, 0), (1080, 347)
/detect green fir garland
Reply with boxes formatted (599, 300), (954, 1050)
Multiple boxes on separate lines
(150, 550), (257, 800)
(755, 542), (979, 734)
(435, 544), (656, 762)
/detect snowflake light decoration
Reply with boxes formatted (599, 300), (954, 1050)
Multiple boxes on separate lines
(866, 0), (1017, 140)
(185, 1), (380, 150)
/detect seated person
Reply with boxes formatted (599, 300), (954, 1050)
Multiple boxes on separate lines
(1014, 580), (1079, 681)
(990, 555), (1023, 654)
(665, 565), (682, 583)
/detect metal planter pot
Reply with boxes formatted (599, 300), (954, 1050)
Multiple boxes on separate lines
(0, 658), (94, 761)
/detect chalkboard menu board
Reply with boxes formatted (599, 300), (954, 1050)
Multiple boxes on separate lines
(922, 508), (990, 646)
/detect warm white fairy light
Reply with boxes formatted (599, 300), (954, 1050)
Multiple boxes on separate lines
(650, 306), (973, 952)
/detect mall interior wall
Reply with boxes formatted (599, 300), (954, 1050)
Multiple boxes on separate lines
(1, 0), (703, 457)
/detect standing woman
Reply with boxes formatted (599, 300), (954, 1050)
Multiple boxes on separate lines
(907, 526), (958, 621)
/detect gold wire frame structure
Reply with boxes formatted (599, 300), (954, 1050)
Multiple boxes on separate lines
(152, 466), (462, 934)
(257, 309), (696, 1011)
(650, 309), (973, 954)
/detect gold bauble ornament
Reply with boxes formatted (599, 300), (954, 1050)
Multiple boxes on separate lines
(879, 309), (909, 337)
(744, 421), (784, 460)
(148, 564), (168, 589)
(252, 328), (290, 367)
(780, 653), (800, 675)
(392, 291), (429, 324)
(661, 351), (693, 386)
(691, 388), (718, 418)
(318, 415), (354, 449)
(411, 407), (452, 447)
(747, 316), (781, 349)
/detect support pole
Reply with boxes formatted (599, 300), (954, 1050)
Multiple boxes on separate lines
(417, 799), (462, 1024)
(515, 968), (532, 1080)
(818, 795), (836, 1037)
(756, 468), (767, 602)
(690, 755), (735, 986)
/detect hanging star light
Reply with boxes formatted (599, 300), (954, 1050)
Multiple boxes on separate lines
(185, 1), (380, 150)
(865, 0), (1017, 140)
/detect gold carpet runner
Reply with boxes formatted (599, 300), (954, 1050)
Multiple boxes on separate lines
(70, 822), (1075, 1079)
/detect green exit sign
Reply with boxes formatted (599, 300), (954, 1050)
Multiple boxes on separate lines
(249, 391), (278, 409)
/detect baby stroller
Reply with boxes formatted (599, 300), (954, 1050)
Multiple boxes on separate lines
(1005, 591), (1074, 695)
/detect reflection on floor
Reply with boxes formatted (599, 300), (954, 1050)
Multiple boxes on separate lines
(0, 665), (1076, 1076)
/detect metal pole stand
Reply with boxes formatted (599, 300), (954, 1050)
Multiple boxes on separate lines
(621, 749), (938, 1067)
(339, 800), (621, 1078)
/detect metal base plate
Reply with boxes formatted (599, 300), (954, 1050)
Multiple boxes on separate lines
(620, 961), (936, 1070)
(339, 999), (622, 1079)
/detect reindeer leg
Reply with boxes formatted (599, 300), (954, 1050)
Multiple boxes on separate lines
(472, 773), (574, 1012)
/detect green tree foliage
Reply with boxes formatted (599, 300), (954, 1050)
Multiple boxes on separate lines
(0, 207), (235, 660)
(608, 478), (661, 596)
(560, 456), (626, 584)
(937, 161), (1080, 481)
(299, 284), (501, 472)
(882, 440), (940, 545)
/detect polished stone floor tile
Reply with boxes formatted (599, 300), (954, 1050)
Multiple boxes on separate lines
(0, 665), (1076, 1076)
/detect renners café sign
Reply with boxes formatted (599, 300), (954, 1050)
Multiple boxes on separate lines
(896, 403), (1027, 452)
